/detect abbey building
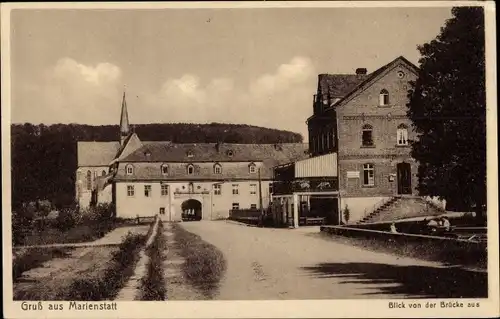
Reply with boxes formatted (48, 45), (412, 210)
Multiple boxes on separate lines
(75, 93), (308, 221)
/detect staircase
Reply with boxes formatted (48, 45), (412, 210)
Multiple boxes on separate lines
(357, 196), (445, 224)
(357, 197), (400, 224)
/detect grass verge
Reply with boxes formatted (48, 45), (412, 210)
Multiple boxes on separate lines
(65, 232), (147, 300)
(18, 223), (117, 246)
(140, 221), (167, 300)
(317, 232), (487, 269)
(173, 223), (227, 299)
(13, 248), (73, 282)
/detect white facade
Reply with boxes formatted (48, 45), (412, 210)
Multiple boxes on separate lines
(76, 166), (112, 208)
(115, 180), (273, 220)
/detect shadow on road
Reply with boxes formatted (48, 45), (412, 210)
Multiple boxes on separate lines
(301, 262), (487, 298)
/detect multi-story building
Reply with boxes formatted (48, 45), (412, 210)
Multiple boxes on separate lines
(76, 94), (308, 221)
(272, 56), (422, 226)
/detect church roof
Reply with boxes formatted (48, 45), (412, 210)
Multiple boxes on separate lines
(120, 92), (130, 135)
(77, 141), (121, 166)
(120, 142), (309, 164)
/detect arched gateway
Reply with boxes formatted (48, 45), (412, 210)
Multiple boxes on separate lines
(181, 199), (202, 221)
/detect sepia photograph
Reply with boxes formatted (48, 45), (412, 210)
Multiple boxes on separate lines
(1, 1), (498, 318)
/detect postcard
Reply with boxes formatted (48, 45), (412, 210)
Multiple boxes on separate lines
(2, 1), (498, 318)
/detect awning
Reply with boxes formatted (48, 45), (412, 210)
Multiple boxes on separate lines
(294, 153), (337, 178)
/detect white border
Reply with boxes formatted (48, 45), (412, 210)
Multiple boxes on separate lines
(1, 2), (498, 318)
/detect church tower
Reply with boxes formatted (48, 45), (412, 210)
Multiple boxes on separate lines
(119, 91), (130, 146)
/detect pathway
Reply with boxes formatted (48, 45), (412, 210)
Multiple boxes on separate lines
(181, 221), (488, 299)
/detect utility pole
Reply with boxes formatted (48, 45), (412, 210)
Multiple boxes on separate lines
(258, 168), (264, 225)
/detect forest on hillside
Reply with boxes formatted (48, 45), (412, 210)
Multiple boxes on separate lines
(11, 122), (303, 209)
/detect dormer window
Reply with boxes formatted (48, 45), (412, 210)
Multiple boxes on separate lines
(227, 150), (234, 157)
(161, 164), (169, 175)
(187, 164), (194, 175)
(379, 89), (390, 106)
(249, 163), (257, 174)
(187, 151), (194, 158)
(214, 163), (222, 174)
(126, 164), (134, 175)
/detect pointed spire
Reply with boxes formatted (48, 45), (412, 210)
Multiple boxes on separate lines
(120, 90), (130, 145)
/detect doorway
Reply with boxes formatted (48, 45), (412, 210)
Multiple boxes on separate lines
(397, 162), (412, 195)
(181, 199), (202, 221)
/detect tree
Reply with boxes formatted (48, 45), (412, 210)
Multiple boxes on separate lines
(407, 7), (486, 218)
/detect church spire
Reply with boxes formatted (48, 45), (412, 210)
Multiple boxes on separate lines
(120, 91), (130, 145)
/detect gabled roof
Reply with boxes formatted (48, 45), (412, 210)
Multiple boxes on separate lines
(332, 56), (419, 109)
(318, 74), (368, 98)
(315, 56), (418, 109)
(77, 141), (121, 166)
(120, 142), (309, 165)
(111, 133), (143, 164)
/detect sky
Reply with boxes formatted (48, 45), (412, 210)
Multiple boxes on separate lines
(10, 6), (453, 140)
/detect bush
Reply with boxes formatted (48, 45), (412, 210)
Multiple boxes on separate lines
(12, 207), (37, 246)
(141, 222), (166, 300)
(343, 205), (351, 224)
(66, 232), (147, 300)
(55, 208), (77, 231)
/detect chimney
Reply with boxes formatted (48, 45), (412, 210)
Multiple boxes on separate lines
(356, 68), (367, 75)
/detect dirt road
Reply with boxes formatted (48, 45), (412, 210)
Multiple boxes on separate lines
(181, 221), (487, 300)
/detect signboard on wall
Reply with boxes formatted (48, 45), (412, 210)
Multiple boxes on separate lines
(347, 171), (360, 178)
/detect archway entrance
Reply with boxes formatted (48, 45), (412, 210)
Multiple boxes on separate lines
(181, 199), (202, 221)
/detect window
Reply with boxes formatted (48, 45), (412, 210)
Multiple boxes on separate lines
(269, 183), (273, 195)
(187, 164), (194, 175)
(250, 184), (257, 195)
(127, 185), (135, 197)
(232, 203), (240, 210)
(159, 207), (165, 215)
(250, 204), (257, 210)
(161, 164), (169, 175)
(161, 184), (169, 196)
(86, 170), (92, 190)
(227, 150), (234, 157)
(379, 89), (390, 106)
(214, 163), (222, 174)
(187, 151), (194, 158)
(144, 185), (152, 197)
(362, 124), (374, 146)
(249, 163), (257, 174)
(397, 124), (409, 146)
(126, 165), (134, 175)
(232, 184), (239, 195)
(213, 184), (221, 195)
(363, 164), (375, 186)
(101, 170), (106, 176)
